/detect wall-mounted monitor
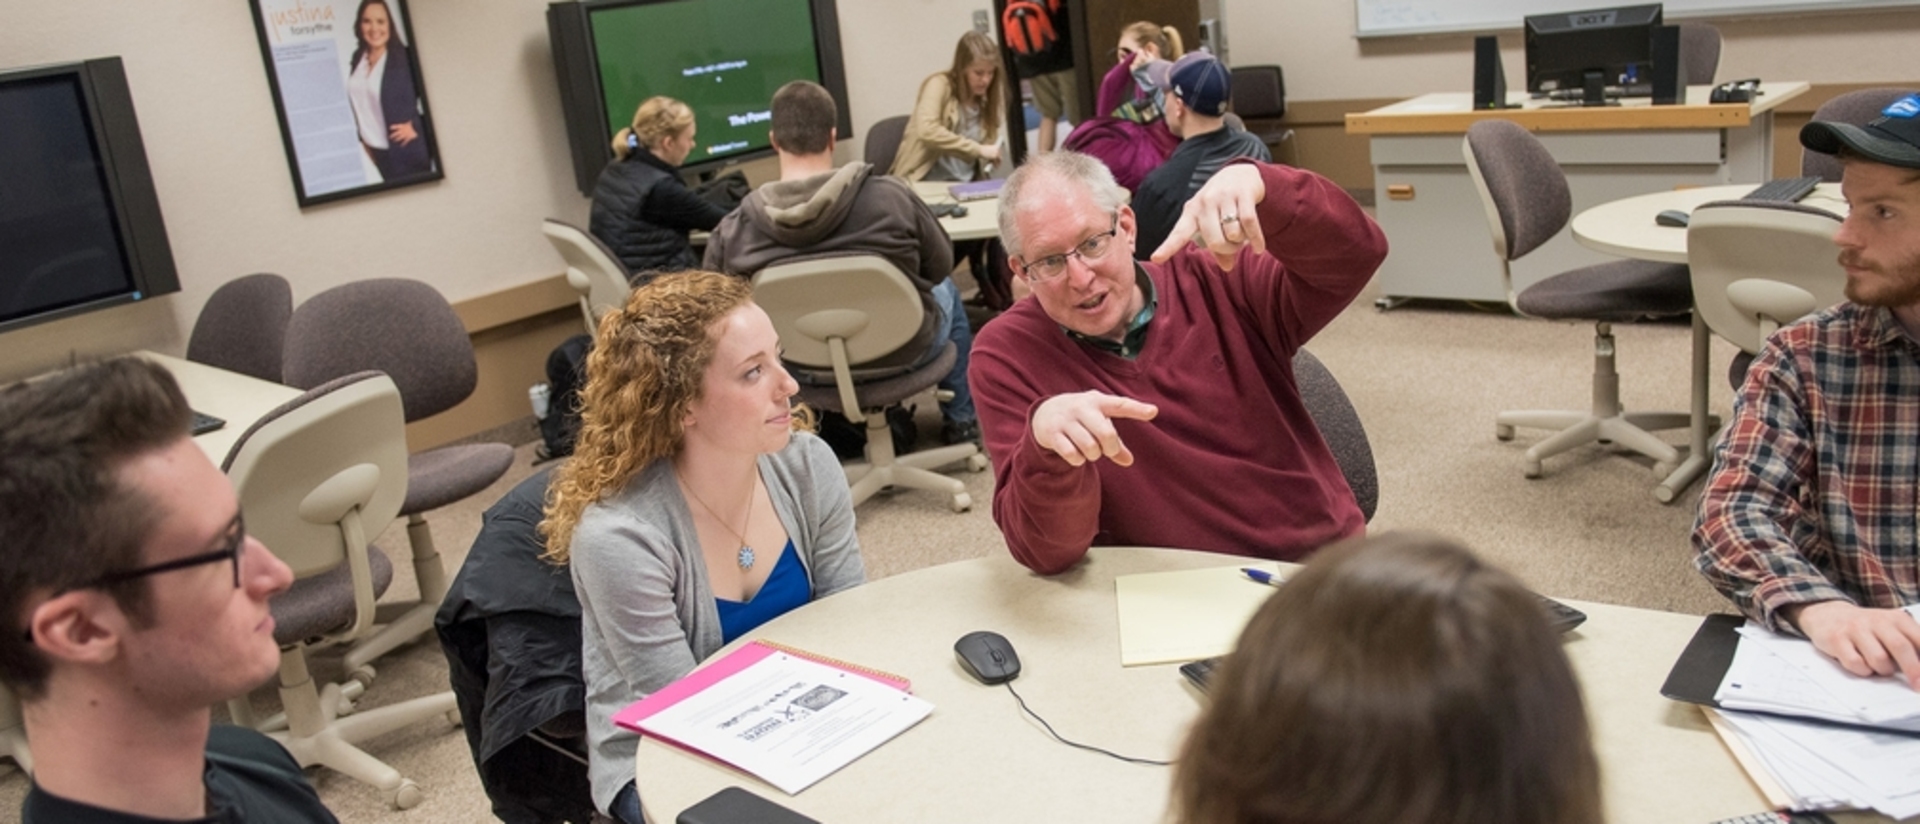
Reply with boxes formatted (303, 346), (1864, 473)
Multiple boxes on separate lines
(547, 0), (852, 195)
(0, 57), (179, 335)
(1525, 4), (1663, 107)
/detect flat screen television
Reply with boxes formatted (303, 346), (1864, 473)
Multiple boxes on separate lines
(548, 0), (852, 195)
(1525, 4), (1663, 107)
(0, 57), (178, 334)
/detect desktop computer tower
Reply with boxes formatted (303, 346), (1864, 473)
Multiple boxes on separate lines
(1473, 35), (1508, 109)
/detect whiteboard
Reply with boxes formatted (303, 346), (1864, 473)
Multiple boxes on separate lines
(1356, 0), (1920, 38)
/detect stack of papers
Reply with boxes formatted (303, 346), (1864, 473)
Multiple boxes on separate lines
(1708, 606), (1920, 817)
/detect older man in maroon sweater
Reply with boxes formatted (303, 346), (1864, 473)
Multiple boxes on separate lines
(969, 152), (1386, 574)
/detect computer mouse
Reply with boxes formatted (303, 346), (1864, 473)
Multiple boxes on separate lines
(949, 203), (968, 218)
(1655, 209), (1691, 228)
(954, 630), (1021, 684)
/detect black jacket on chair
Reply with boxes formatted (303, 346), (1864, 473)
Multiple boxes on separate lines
(435, 467), (594, 824)
(586, 150), (728, 279)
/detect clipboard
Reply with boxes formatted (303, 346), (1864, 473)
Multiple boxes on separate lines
(1659, 613), (1746, 707)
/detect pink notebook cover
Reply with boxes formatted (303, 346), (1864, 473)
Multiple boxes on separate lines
(612, 640), (909, 733)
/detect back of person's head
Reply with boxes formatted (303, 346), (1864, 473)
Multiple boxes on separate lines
(0, 358), (193, 699)
(945, 30), (1006, 133)
(612, 95), (695, 160)
(997, 150), (1128, 258)
(770, 80), (837, 157)
(1172, 531), (1602, 824)
(1123, 21), (1184, 59)
(541, 270), (752, 563)
(1167, 50), (1231, 119)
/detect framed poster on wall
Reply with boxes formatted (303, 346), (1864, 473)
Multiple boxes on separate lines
(250, 0), (443, 206)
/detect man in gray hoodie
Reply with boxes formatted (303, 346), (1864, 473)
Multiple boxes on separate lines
(704, 80), (978, 444)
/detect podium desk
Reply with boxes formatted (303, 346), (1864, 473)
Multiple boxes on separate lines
(139, 351), (301, 462)
(1346, 83), (1808, 309)
(632, 546), (1830, 823)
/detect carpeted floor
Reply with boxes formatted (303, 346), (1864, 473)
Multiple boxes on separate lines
(0, 279), (1752, 822)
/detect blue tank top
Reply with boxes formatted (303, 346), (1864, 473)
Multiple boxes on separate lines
(714, 540), (809, 644)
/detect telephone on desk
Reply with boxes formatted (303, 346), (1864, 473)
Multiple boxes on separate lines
(1710, 78), (1762, 104)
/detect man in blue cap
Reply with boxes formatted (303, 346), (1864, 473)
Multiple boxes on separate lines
(1131, 50), (1271, 256)
(1694, 92), (1920, 690)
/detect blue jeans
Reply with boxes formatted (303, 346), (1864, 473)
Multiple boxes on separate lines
(612, 780), (643, 824)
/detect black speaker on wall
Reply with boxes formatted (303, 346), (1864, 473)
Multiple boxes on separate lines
(1649, 24), (1685, 105)
(1472, 35), (1510, 110)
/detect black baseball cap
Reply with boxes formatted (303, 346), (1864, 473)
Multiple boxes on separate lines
(1800, 93), (1920, 170)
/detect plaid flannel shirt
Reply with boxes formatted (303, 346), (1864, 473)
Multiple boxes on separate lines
(1693, 302), (1920, 634)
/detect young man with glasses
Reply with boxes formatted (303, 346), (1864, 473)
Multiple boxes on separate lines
(969, 152), (1386, 574)
(0, 358), (336, 822)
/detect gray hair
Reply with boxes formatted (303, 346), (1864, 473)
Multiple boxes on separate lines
(996, 151), (1130, 258)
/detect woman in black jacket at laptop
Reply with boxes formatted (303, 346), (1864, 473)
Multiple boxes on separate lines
(589, 96), (730, 280)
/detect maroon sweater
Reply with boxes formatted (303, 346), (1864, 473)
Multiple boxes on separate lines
(969, 162), (1386, 574)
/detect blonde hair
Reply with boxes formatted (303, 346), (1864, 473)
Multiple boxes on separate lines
(945, 30), (1005, 140)
(541, 271), (802, 564)
(1122, 21), (1184, 60)
(611, 96), (694, 160)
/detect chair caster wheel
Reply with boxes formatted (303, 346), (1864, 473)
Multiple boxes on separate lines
(950, 492), (972, 512)
(388, 779), (424, 810)
(1496, 424), (1515, 441)
(349, 666), (377, 690)
(446, 708), (464, 727)
(1653, 460), (1677, 478)
(967, 453), (988, 472)
(1524, 461), (1543, 479)
(1653, 485), (1678, 505)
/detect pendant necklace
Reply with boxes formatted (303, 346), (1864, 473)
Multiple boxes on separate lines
(681, 472), (757, 571)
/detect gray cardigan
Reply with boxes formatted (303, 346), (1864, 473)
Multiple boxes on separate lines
(568, 432), (864, 812)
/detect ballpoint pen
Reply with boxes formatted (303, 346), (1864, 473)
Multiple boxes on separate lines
(1240, 568), (1283, 587)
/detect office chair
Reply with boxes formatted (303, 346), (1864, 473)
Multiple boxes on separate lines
(1293, 349), (1377, 523)
(282, 278), (515, 669)
(1802, 88), (1915, 182)
(222, 371), (458, 809)
(865, 115), (909, 174)
(1686, 200), (1845, 389)
(186, 273), (294, 383)
(1228, 65), (1295, 165)
(1463, 119), (1695, 481)
(1678, 23), (1721, 86)
(542, 218), (636, 334)
(752, 254), (987, 511)
(0, 685), (27, 774)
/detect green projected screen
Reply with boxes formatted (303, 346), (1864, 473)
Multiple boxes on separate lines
(590, 0), (821, 166)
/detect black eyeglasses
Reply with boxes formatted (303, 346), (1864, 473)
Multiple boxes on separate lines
(87, 511), (247, 590)
(23, 512), (248, 642)
(1015, 214), (1121, 283)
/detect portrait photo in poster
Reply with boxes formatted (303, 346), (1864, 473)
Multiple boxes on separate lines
(250, 0), (443, 206)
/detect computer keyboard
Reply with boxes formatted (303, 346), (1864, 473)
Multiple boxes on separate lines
(1177, 594), (1588, 693)
(1742, 175), (1821, 203)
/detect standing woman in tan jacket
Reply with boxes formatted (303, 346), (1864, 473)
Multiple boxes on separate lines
(892, 30), (1007, 182)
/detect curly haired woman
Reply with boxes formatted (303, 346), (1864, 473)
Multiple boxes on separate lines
(541, 271), (865, 824)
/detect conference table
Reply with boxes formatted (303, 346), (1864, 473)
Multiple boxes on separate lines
(1347, 82), (1808, 308)
(1568, 183), (1846, 503)
(631, 546), (1857, 823)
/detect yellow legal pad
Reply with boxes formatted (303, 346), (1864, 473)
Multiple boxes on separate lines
(1113, 563), (1283, 666)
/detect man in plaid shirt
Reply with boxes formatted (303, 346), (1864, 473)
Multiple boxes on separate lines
(1694, 93), (1920, 690)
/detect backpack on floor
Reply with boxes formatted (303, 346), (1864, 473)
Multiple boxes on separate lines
(539, 334), (593, 459)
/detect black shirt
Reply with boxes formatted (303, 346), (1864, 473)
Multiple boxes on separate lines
(22, 726), (338, 824)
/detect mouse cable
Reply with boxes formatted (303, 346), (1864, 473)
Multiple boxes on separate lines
(1002, 681), (1172, 766)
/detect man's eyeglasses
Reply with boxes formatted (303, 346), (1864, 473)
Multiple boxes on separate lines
(1016, 215), (1121, 283)
(85, 511), (248, 591)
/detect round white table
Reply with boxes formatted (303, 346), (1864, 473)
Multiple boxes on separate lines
(630, 547), (1831, 823)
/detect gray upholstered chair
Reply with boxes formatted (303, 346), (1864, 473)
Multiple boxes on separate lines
(865, 115), (909, 174)
(1229, 65), (1294, 165)
(1802, 88), (1915, 181)
(1686, 200), (1846, 389)
(1678, 23), (1721, 86)
(542, 218), (635, 334)
(186, 273), (293, 383)
(1463, 119), (1695, 481)
(281, 278), (515, 664)
(753, 254), (987, 511)
(1293, 348), (1376, 522)
(221, 371), (458, 809)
